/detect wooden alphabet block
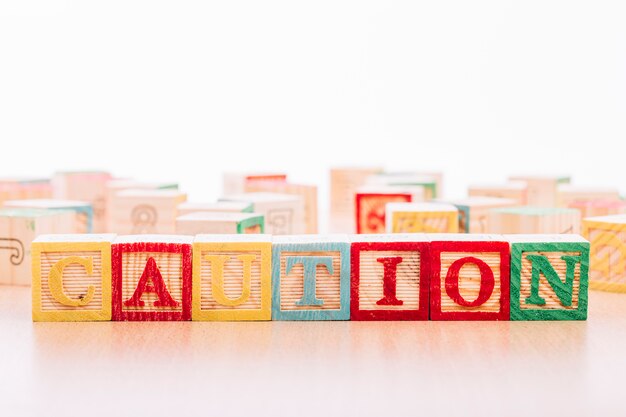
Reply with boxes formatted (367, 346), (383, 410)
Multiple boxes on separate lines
(176, 212), (264, 235)
(557, 184), (620, 208)
(219, 192), (304, 235)
(355, 185), (424, 234)
(32, 234), (115, 321)
(245, 181), (318, 234)
(109, 189), (187, 234)
(0, 178), (53, 204)
(4, 199), (94, 233)
(447, 197), (517, 233)
(468, 182), (528, 205)
(569, 199), (626, 218)
(582, 215), (626, 292)
(177, 201), (253, 216)
(272, 235), (350, 320)
(487, 207), (581, 234)
(112, 235), (193, 321)
(350, 234), (430, 320)
(429, 234), (510, 320)
(330, 167), (383, 233)
(222, 172), (287, 195)
(105, 180), (178, 232)
(0, 208), (75, 286)
(366, 173), (438, 200)
(509, 175), (571, 206)
(508, 234), (588, 320)
(52, 171), (112, 233)
(192, 234), (272, 321)
(386, 202), (458, 233)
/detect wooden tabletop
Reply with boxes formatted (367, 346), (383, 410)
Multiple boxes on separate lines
(1, 286), (624, 416)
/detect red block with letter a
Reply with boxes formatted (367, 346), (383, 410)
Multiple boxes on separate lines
(351, 234), (430, 320)
(112, 235), (193, 321)
(429, 234), (510, 321)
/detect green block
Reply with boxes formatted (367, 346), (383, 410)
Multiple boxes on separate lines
(510, 240), (589, 321)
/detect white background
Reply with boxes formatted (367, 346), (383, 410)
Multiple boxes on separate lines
(1, 1), (625, 219)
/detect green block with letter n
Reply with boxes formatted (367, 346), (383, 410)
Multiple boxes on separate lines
(510, 241), (589, 320)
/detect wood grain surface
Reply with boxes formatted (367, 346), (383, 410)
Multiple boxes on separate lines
(0, 286), (624, 416)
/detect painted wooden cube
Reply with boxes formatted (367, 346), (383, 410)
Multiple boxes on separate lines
(52, 171), (112, 233)
(557, 184), (620, 208)
(245, 181), (318, 234)
(32, 234), (115, 321)
(350, 234), (430, 320)
(582, 215), (626, 292)
(569, 199), (626, 218)
(220, 192), (305, 235)
(177, 201), (253, 216)
(508, 234), (588, 320)
(192, 234), (271, 321)
(176, 212), (264, 235)
(365, 173), (438, 200)
(329, 167), (383, 233)
(509, 175), (571, 206)
(0, 208), (75, 286)
(386, 202), (458, 233)
(272, 235), (350, 320)
(112, 235), (193, 321)
(0, 178), (52, 204)
(4, 199), (94, 233)
(109, 189), (187, 234)
(429, 234), (510, 320)
(447, 197), (517, 233)
(468, 182), (528, 205)
(487, 207), (581, 234)
(355, 185), (424, 234)
(222, 171), (287, 195)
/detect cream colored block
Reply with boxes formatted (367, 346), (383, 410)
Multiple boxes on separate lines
(176, 212), (264, 235)
(109, 189), (187, 234)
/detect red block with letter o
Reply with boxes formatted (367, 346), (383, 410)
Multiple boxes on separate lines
(430, 239), (510, 320)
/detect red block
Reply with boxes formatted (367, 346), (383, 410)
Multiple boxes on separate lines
(351, 235), (430, 320)
(430, 238), (510, 321)
(112, 236), (192, 321)
(355, 193), (413, 234)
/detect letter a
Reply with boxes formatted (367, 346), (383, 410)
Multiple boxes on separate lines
(124, 257), (179, 307)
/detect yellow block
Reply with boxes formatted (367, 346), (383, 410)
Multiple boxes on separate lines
(391, 211), (459, 233)
(192, 240), (271, 321)
(583, 217), (626, 292)
(32, 238), (113, 321)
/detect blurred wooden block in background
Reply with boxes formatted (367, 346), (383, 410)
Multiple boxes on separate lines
(220, 192), (304, 235)
(355, 185), (424, 234)
(112, 235), (192, 321)
(447, 197), (518, 233)
(582, 215), (626, 293)
(365, 173), (439, 200)
(222, 172), (287, 195)
(192, 234), (272, 321)
(272, 235), (350, 320)
(176, 212), (264, 235)
(350, 234), (430, 321)
(508, 234), (588, 321)
(429, 235), (510, 321)
(569, 199), (626, 218)
(4, 199), (93, 233)
(557, 184), (620, 208)
(487, 207), (581, 234)
(0, 208), (75, 286)
(386, 202), (458, 233)
(177, 201), (253, 216)
(52, 171), (112, 233)
(468, 182), (528, 205)
(245, 181), (318, 234)
(0, 178), (53, 205)
(31, 234), (115, 321)
(508, 175), (570, 206)
(105, 180), (179, 232)
(330, 167), (383, 233)
(109, 189), (187, 234)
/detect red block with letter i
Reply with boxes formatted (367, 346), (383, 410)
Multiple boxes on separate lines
(429, 234), (510, 320)
(112, 235), (193, 321)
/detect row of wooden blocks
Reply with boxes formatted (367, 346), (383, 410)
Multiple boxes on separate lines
(32, 233), (589, 322)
